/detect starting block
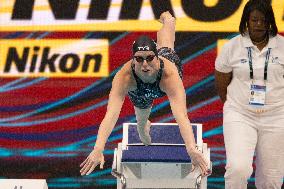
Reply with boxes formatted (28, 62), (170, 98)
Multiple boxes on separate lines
(112, 123), (212, 189)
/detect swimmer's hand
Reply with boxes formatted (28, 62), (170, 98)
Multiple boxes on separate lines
(80, 147), (105, 176)
(188, 148), (210, 177)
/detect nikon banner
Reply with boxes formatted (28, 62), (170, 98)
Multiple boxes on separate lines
(0, 39), (109, 77)
(0, 0), (283, 31)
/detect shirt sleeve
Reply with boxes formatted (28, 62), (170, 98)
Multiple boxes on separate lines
(215, 42), (232, 73)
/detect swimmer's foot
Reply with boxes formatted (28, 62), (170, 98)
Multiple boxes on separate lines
(158, 11), (174, 24)
(137, 120), (152, 146)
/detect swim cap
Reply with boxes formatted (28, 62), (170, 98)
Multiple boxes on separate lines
(132, 35), (158, 56)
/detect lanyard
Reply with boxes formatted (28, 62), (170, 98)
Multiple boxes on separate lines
(247, 47), (271, 81)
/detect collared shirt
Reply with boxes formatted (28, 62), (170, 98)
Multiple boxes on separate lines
(215, 33), (284, 111)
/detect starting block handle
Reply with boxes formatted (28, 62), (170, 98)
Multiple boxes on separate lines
(202, 143), (212, 174)
(111, 148), (126, 189)
(112, 148), (118, 170)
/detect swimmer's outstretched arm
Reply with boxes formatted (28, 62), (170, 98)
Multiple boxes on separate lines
(95, 71), (127, 150)
(160, 63), (210, 177)
(80, 66), (129, 175)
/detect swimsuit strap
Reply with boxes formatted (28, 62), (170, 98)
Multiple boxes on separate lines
(156, 58), (164, 83)
(131, 62), (140, 81)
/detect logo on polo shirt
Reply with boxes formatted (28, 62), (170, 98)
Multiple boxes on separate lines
(271, 56), (280, 64)
(240, 59), (247, 64)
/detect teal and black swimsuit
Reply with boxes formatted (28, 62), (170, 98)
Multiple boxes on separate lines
(128, 47), (182, 109)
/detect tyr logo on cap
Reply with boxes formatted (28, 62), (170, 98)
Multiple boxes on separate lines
(132, 35), (158, 56)
(138, 46), (150, 51)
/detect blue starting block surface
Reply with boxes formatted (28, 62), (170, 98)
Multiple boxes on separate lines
(124, 123), (200, 145)
(121, 145), (191, 163)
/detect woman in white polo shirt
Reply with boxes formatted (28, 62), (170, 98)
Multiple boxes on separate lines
(215, 0), (284, 188)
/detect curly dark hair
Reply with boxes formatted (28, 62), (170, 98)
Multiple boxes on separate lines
(239, 0), (278, 36)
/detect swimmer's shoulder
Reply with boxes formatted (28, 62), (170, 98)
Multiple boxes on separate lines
(113, 60), (136, 90)
(117, 60), (133, 77)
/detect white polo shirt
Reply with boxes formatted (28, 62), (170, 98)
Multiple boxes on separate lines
(215, 33), (284, 112)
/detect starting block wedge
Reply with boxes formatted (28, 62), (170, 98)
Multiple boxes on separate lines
(112, 123), (212, 189)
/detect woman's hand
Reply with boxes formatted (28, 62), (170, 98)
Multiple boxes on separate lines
(80, 147), (105, 176)
(188, 148), (210, 177)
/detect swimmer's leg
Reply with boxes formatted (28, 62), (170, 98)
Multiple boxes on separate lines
(134, 106), (152, 146)
(157, 11), (176, 50)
